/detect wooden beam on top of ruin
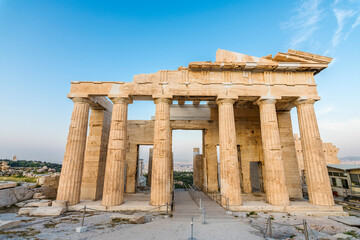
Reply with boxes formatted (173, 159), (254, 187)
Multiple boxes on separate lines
(178, 100), (185, 105)
(193, 100), (200, 105)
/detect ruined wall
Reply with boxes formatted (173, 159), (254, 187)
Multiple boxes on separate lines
(234, 105), (264, 194)
(125, 120), (154, 193)
(124, 105), (303, 197)
(80, 109), (111, 200)
(294, 134), (340, 174)
(323, 143), (340, 164)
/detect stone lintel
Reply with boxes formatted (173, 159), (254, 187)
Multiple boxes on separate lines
(67, 94), (113, 112)
(89, 96), (113, 112)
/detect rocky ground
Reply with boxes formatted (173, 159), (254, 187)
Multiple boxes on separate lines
(1, 205), (360, 240)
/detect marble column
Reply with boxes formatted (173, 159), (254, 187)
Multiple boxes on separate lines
(150, 98), (172, 206)
(57, 97), (90, 205)
(216, 98), (242, 207)
(277, 110), (303, 199)
(102, 97), (131, 206)
(257, 99), (289, 206)
(296, 99), (334, 206)
(80, 108), (111, 200)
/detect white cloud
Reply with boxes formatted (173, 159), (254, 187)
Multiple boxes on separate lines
(332, 8), (357, 47)
(351, 14), (360, 28)
(326, 0), (360, 53)
(282, 0), (323, 49)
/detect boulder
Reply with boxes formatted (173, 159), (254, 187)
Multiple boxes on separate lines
(0, 220), (21, 230)
(18, 207), (36, 215)
(110, 213), (145, 224)
(0, 185), (35, 207)
(29, 207), (66, 216)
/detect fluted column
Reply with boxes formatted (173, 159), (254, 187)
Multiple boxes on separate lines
(102, 97), (131, 206)
(257, 98), (289, 206)
(57, 97), (90, 205)
(150, 98), (172, 206)
(277, 110), (302, 199)
(216, 98), (242, 207)
(296, 99), (334, 206)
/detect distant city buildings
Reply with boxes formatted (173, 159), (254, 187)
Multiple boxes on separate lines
(143, 161), (193, 173)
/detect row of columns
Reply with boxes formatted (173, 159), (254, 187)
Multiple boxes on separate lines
(57, 96), (334, 208)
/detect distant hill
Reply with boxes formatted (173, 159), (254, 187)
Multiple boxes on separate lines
(340, 156), (360, 162)
(0, 159), (62, 172)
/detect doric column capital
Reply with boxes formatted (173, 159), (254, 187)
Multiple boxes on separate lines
(255, 97), (277, 106)
(294, 97), (317, 106)
(71, 97), (91, 104)
(216, 98), (236, 105)
(153, 98), (172, 105)
(110, 97), (132, 105)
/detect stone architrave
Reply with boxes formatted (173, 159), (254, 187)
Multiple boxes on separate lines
(216, 98), (242, 207)
(150, 98), (172, 206)
(102, 97), (131, 206)
(296, 99), (334, 206)
(277, 110), (302, 199)
(257, 98), (289, 206)
(57, 97), (90, 205)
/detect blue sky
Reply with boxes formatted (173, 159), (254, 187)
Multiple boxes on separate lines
(0, 0), (359, 163)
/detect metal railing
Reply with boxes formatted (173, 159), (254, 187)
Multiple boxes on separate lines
(253, 217), (315, 239)
(202, 185), (230, 211)
(186, 184), (201, 207)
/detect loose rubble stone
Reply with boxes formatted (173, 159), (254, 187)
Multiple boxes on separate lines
(33, 193), (45, 199)
(333, 233), (353, 239)
(0, 181), (17, 189)
(29, 207), (66, 216)
(110, 213), (145, 224)
(0, 220), (21, 230)
(52, 200), (67, 207)
(15, 202), (27, 208)
(25, 200), (51, 207)
(18, 207), (36, 215)
(76, 226), (88, 233)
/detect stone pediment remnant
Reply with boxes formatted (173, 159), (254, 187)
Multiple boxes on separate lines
(187, 49), (332, 74)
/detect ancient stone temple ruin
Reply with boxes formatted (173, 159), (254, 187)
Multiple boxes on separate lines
(57, 49), (340, 212)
